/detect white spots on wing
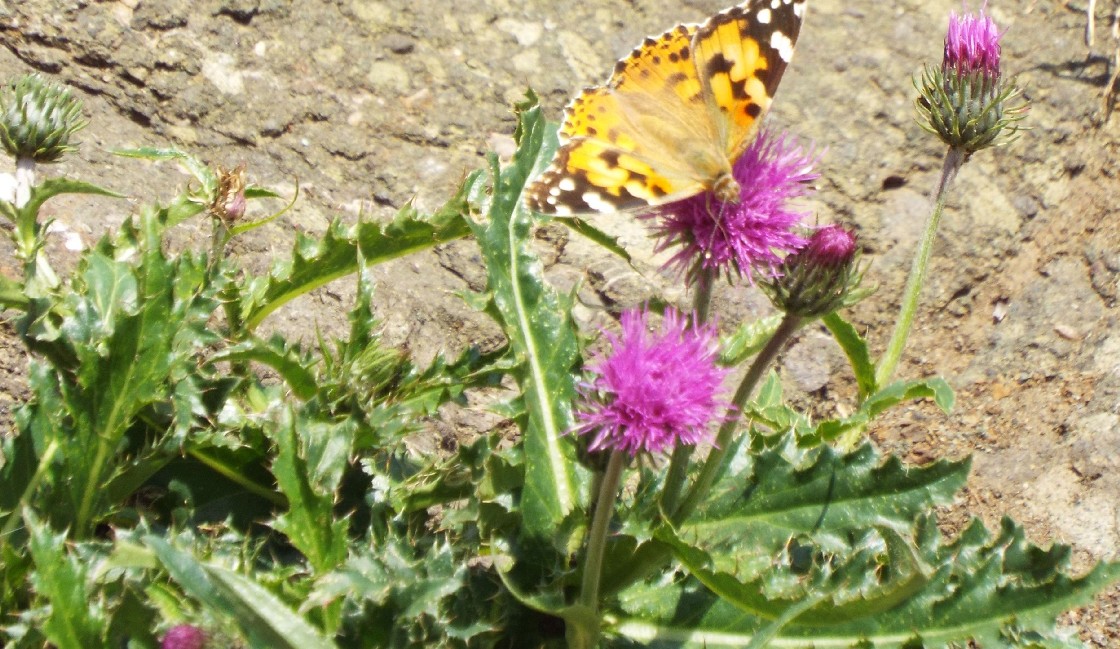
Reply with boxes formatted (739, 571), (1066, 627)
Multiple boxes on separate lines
(771, 30), (794, 62)
(757, 8), (771, 24)
(582, 190), (613, 212)
(558, 177), (576, 192)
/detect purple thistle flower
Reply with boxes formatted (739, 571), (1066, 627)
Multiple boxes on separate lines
(648, 130), (819, 283)
(161, 624), (207, 649)
(943, 6), (1002, 77)
(574, 307), (730, 456)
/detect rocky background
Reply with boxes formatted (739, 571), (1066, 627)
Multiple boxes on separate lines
(2, 0), (1118, 642)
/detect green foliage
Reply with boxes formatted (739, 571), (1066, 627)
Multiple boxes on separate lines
(0, 78), (1113, 649)
(465, 95), (586, 537)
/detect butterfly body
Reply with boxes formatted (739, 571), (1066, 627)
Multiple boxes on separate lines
(526, 0), (806, 215)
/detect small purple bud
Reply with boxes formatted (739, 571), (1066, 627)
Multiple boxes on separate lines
(803, 224), (857, 270)
(762, 224), (865, 318)
(224, 190), (247, 222)
(161, 624), (207, 649)
(211, 163), (248, 224)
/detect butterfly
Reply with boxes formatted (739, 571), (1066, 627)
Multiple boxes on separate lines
(525, 0), (807, 216)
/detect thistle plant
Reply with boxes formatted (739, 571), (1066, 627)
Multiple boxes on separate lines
(879, 4), (1028, 386)
(0, 4), (1116, 649)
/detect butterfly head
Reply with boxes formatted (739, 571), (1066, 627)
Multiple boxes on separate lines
(711, 173), (741, 205)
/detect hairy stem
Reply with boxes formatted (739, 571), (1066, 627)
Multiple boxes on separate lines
(875, 147), (965, 387)
(575, 448), (626, 646)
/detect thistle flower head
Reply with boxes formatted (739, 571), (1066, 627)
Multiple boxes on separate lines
(943, 7), (1002, 76)
(916, 4), (1027, 154)
(0, 73), (87, 164)
(649, 130), (818, 283)
(161, 625), (207, 649)
(762, 224), (865, 318)
(574, 307), (730, 456)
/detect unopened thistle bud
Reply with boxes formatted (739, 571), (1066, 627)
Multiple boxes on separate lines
(211, 164), (247, 223)
(915, 6), (1026, 155)
(0, 74), (87, 164)
(762, 224), (864, 318)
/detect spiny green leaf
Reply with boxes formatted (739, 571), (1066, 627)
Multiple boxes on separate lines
(270, 410), (350, 573)
(147, 536), (338, 649)
(561, 216), (633, 264)
(114, 147), (217, 197)
(241, 177), (476, 330)
(610, 500), (1119, 648)
(311, 537), (477, 645)
(211, 337), (319, 400)
(807, 378), (955, 447)
(822, 312), (876, 400)
(680, 442), (970, 553)
(22, 177), (122, 222)
(721, 315), (784, 367)
(466, 95), (584, 535)
(26, 512), (105, 648)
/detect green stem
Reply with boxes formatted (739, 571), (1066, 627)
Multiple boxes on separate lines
(692, 266), (715, 324)
(189, 447), (288, 506)
(76, 438), (111, 537)
(574, 449), (626, 646)
(875, 147), (965, 387)
(672, 313), (802, 525)
(13, 157), (37, 259)
(0, 439), (59, 545)
(659, 268), (718, 514)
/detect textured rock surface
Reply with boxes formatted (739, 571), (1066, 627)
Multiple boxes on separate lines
(2, 0), (1119, 640)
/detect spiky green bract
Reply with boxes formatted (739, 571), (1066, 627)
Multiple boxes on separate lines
(915, 65), (1027, 154)
(0, 74), (87, 163)
(465, 92), (585, 536)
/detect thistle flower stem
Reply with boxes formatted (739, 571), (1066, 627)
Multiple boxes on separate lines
(659, 267), (718, 513)
(14, 156), (34, 209)
(13, 157), (36, 259)
(576, 449), (627, 644)
(875, 147), (965, 387)
(692, 265), (715, 324)
(672, 313), (802, 525)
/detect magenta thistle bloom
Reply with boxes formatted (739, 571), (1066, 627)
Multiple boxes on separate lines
(161, 625), (207, 649)
(943, 7), (1001, 76)
(648, 130), (819, 283)
(574, 308), (730, 456)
